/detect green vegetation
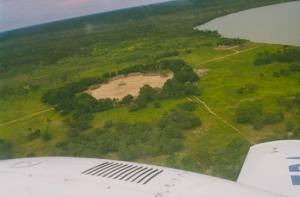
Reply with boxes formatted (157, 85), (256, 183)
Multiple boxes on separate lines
(0, 0), (299, 183)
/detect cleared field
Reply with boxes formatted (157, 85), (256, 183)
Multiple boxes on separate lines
(91, 74), (173, 99)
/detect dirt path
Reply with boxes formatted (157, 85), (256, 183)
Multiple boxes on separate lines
(196, 45), (263, 66)
(192, 95), (255, 145)
(0, 108), (54, 127)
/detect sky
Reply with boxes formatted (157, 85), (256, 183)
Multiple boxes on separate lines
(0, 0), (173, 33)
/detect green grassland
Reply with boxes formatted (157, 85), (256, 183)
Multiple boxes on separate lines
(1, 0), (300, 181)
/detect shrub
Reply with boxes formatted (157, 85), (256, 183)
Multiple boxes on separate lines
(280, 69), (290, 76)
(295, 93), (300, 104)
(185, 83), (200, 95)
(153, 100), (162, 108)
(111, 72), (117, 77)
(290, 64), (300, 71)
(102, 72), (110, 78)
(104, 120), (113, 128)
(66, 128), (79, 138)
(273, 72), (280, 77)
(92, 128), (108, 137)
(254, 58), (271, 65)
(128, 104), (139, 112)
(27, 129), (41, 141)
(42, 131), (52, 141)
(286, 121), (294, 131)
(237, 87), (245, 94)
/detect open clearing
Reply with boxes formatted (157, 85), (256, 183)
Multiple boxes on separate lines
(90, 74), (173, 100)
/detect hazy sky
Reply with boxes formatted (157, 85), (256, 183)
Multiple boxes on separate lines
(0, 0), (173, 32)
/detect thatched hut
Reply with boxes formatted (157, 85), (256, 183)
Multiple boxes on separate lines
(91, 84), (101, 90)
(119, 81), (126, 86)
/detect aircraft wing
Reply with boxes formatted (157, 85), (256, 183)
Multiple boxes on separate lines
(237, 140), (300, 197)
(0, 156), (283, 197)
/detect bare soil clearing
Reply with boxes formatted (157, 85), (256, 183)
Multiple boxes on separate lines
(91, 74), (173, 100)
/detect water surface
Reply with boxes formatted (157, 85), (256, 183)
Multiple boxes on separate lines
(195, 1), (300, 46)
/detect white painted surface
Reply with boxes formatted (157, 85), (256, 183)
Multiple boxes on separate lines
(238, 140), (300, 197)
(0, 157), (283, 197)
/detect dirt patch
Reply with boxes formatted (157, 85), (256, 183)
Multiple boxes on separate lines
(193, 69), (210, 77)
(91, 74), (173, 100)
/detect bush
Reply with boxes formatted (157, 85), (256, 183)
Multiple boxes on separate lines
(286, 121), (294, 131)
(102, 72), (110, 78)
(295, 93), (300, 104)
(254, 58), (271, 65)
(290, 64), (300, 71)
(153, 100), (162, 108)
(128, 104), (139, 112)
(237, 87), (245, 94)
(66, 128), (79, 138)
(235, 101), (284, 130)
(27, 129), (41, 141)
(104, 120), (113, 128)
(92, 128), (108, 137)
(273, 72), (280, 77)
(111, 72), (117, 77)
(185, 83), (200, 95)
(280, 69), (290, 76)
(42, 131), (52, 141)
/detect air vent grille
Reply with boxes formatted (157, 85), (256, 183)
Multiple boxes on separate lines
(81, 162), (163, 185)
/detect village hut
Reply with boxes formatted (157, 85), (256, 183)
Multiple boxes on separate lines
(119, 81), (126, 86)
(91, 84), (101, 90)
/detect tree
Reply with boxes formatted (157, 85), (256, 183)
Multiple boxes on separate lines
(102, 72), (110, 78)
(121, 94), (133, 105)
(111, 72), (117, 78)
(138, 84), (157, 102)
(185, 83), (200, 95)
(174, 71), (199, 83)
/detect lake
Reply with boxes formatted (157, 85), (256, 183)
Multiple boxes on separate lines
(195, 1), (300, 46)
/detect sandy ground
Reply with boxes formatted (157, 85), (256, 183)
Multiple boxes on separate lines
(90, 74), (173, 100)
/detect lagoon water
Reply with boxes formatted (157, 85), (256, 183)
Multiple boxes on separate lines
(195, 1), (300, 46)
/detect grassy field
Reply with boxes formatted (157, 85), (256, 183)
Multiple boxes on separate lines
(0, 0), (299, 181)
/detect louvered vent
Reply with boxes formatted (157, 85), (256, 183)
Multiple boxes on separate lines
(81, 162), (163, 185)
